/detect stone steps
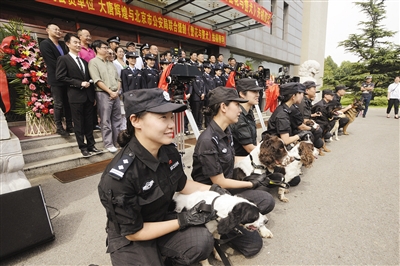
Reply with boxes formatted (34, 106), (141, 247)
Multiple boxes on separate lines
(20, 131), (115, 178)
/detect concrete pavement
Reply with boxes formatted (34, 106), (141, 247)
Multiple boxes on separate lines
(1, 107), (399, 266)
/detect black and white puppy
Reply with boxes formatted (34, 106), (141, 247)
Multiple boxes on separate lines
(174, 191), (272, 266)
(280, 137), (319, 202)
(174, 191), (272, 238)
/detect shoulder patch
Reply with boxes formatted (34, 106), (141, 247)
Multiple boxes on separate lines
(109, 153), (135, 180)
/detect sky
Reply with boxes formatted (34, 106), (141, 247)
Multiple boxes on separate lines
(325, 0), (400, 65)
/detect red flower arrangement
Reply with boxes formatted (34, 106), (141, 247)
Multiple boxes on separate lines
(0, 20), (53, 119)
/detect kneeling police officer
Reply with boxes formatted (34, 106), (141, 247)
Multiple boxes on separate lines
(98, 88), (219, 265)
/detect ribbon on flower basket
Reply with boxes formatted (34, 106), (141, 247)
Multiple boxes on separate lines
(0, 36), (16, 113)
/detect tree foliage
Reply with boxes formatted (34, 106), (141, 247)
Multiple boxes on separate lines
(325, 0), (400, 90)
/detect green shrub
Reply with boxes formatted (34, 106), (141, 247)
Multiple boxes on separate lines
(370, 96), (387, 106)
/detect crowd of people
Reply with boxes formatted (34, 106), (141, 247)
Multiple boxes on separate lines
(38, 22), (400, 265)
(39, 24), (268, 157)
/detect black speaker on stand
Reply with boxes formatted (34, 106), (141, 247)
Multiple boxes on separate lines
(0, 185), (55, 260)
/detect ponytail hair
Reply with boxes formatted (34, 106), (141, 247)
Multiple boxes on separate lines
(203, 100), (232, 117)
(117, 112), (146, 147)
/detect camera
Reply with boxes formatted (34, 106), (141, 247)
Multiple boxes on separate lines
(275, 66), (300, 85)
(167, 62), (201, 102)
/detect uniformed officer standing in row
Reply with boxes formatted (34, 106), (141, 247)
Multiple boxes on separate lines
(188, 65), (206, 130)
(213, 65), (224, 87)
(142, 53), (160, 88)
(121, 52), (143, 93)
(202, 63), (215, 127)
(98, 88), (221, 266)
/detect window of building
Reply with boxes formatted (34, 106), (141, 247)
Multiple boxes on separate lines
(283, 2), (289, 40)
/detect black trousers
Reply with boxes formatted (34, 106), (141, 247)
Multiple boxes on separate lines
(190, 100), (204, 129)
(387, 99), (399, 115)
(51, 85), (72, 129)
(109, 226), (213, 266)
(69, 100), (95, 151)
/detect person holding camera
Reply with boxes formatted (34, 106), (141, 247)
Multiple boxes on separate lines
(360, 76), (374, 118)
(191, 87), (275, 258)
(98, 88), (218, 266)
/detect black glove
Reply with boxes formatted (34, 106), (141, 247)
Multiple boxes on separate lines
(243, 173), (268, 189)
(297, 130), (312, 140)
(210, 184), (231, 195)
(177, 200), (217, 230)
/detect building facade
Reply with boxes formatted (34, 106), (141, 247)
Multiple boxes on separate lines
(1, 0), (328, 98)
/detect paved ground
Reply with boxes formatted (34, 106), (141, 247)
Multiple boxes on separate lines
(2, 107), (399, 266)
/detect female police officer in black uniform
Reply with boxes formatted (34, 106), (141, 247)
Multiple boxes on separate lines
(191, 86), (275, 258)
(230, 78), (263, 156)
(263, 82), (311, 186)
(98, 88), (217, 266)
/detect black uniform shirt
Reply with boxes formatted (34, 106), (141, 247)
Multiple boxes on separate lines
(142, 67), (160, 88)
(332, 93), (343, 108)
(298, 96), (312, 119)
(98, 136), (187, 239)
(266, 103), (292, 136)
(192, 120), (235, 185)
(289, 105), (303, 135)
(230, 105), (257, 156)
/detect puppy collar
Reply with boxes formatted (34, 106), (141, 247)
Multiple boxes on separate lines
(249, 154), (266, 171)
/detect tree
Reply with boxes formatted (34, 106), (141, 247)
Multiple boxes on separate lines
(338, 0), (400, 88)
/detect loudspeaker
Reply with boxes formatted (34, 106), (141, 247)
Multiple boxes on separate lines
(0, 186), (55, 260)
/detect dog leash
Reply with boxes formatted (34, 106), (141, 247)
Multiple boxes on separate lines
(197, 195), (240, 266)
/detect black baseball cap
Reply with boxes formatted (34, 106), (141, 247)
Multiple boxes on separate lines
(106, 36), (120, 44)
(208, 87), (248, 106)
(126, 51), (138, 58)
(303, 80), (320, 89)
(335, 85), (348, 92)
(123, 88), (186, 116)
(322, 89), (334, 96)
(279, 82), (305, 96)
(236, 78), (262, 93)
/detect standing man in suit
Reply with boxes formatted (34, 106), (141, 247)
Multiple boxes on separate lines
(40, 23), (73, 137)
(56, 33), (100, 158)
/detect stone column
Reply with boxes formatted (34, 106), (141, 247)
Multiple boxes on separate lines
(0, 109), (31, 194)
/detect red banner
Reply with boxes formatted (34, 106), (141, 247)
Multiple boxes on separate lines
(36, 0), (226, 46)
(220, 0), (272, 27)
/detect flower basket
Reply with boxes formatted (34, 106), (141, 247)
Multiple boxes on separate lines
(25, 111), (56, 136)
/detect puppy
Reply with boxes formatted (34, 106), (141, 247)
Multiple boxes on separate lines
(174, 191), (272, 266)
(234, 134), (291, 179)
(280, 137), (319, 202)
